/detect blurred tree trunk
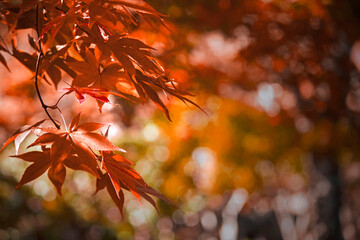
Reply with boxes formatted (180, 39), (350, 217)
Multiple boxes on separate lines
(237, 211), (283, 239)
(313, 152), (343, 240)
(313, 1), (360, 238)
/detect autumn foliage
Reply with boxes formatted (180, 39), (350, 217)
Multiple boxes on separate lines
(0, 0), (188, 215)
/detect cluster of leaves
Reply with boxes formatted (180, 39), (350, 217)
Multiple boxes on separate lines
(0, 0), (192, 215)
(1, 114), (172, 215)
(1, 0), (197, 115)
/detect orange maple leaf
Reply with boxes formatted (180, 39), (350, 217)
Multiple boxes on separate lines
(95, 150), (175, 215)
(13, 147), (97, 195)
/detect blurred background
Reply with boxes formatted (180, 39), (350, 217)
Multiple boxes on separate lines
(1, 0), (360, 239)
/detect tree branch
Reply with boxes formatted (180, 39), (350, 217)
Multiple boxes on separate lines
(35, 4), (60, 129)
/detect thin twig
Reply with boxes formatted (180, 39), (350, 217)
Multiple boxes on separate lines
(48, 92), (69, 109)
(55, 6), (66, 14)
(76, 23), (92, 36)
(35, 4), (60, 129)
(56, 107), (68, 132)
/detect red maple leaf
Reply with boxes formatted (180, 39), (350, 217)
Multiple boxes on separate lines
(13, 147), (97, 195)
(95, 150), (175, 215)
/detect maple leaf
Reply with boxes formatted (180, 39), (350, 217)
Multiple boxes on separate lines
(38, 42), (73, 87)
(13, 147), (101, 195)
(95, 172), (125, 215)
(10, 114), (126, 195)
(10, 38), (73, 88)
(87, 1), (122, 31)
(105, 0), (166, 28)
(72, 28), (162, 77)
(11, 39), (37, 71)
(28, 114), (125, 179)
(13, 150), (52, 188)
(107, 35), (163, 77)
(68, 49), (128, 89)
(0, 119), (46, 152)
(95, 150), (175, 215)
(81, 0), (166, 35)
(70, 30), (204, 119)
(62, 86), (111, 104)
(134, 71), (207, 119)
(66, 40), (202, 119)
(67, 35), (176, 117)
(40, 5), (78, 42)
(67, 48), (139, 109)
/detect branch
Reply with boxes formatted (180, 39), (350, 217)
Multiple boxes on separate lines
(35, 4), (60, 129)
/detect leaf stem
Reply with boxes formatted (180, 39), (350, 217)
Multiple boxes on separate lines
(35, 4), (60, 129)
(56, 107), (68, 132)
(48, 92), (69, 109)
